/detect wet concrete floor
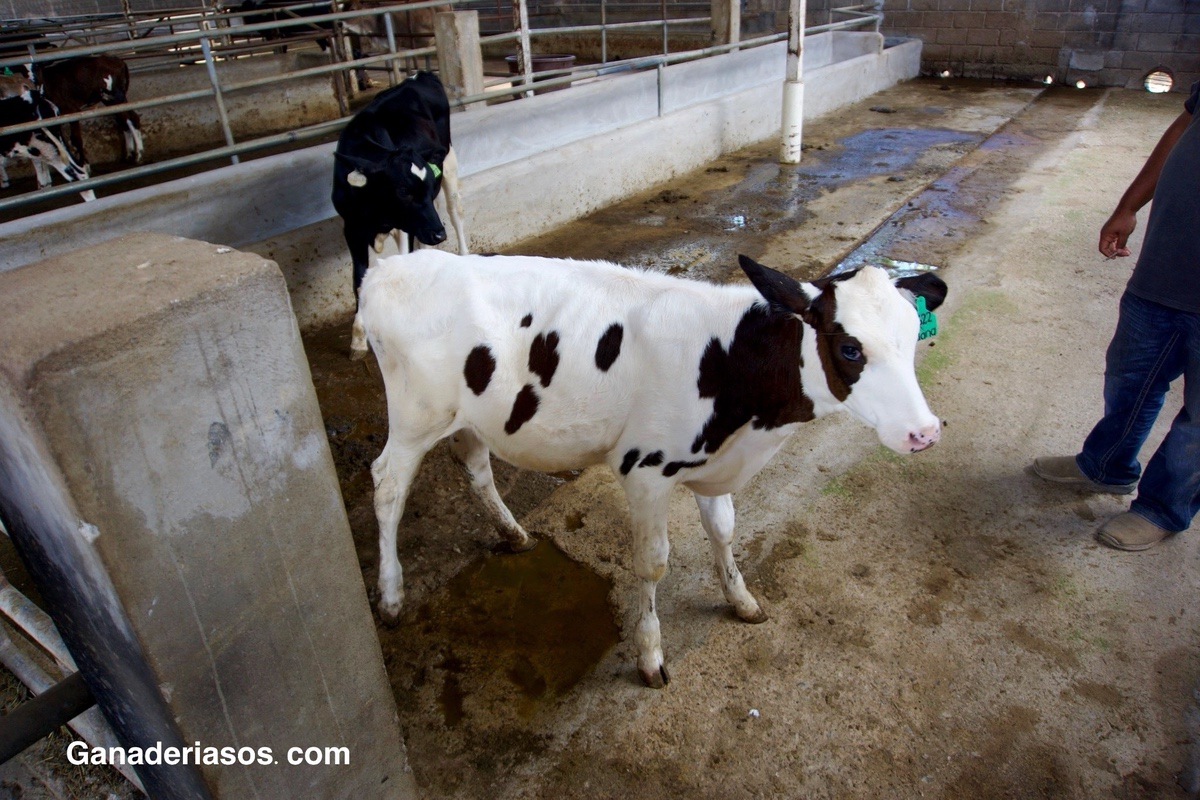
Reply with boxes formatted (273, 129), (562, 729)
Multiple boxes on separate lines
(294, 77), (1141, 796)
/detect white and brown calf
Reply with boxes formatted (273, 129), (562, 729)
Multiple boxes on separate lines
(0, 76), (94, 201)
(37, 56), (146, 167)
(358, 250), (946, 687)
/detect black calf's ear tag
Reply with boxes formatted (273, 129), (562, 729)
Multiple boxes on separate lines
(737, 254), (811, 314)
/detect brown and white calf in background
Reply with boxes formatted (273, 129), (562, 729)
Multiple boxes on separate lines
(36, 55), (145, 168)
(358, 250), (946, 687)
(0, 75), (94, 201)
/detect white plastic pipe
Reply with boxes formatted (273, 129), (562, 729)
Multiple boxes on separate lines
(780, 0), (808, 163)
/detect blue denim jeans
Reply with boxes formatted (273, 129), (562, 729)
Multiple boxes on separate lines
(1076, 291), (1200, 532)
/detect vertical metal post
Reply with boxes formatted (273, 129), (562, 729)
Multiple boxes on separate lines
(601, 0), (608, 63)
(779, 0), (806, 163)
(512, 0), (533, 97)
(656, 62), (664, 116)
(200, 37), (238, 165)
(383, 12), (401, 86)
(329, 22), (350, 117)
(661, 0), (669, 54)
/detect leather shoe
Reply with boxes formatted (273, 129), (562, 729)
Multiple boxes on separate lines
(1032, 456), (1136, 495)
(1096, 512), (1173, 551)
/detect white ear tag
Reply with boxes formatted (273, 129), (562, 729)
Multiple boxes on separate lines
(347, 170), (367, 187)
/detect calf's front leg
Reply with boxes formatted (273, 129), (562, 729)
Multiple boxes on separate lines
(695, 493), (767, 623)
(624, 482), (673, 688)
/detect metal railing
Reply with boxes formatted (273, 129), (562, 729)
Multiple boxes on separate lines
(0, 0), (882, 215)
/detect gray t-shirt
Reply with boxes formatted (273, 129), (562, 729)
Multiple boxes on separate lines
(1126, 81), (1200, 313)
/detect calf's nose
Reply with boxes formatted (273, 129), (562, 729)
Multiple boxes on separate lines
(906, 422), (941, 453)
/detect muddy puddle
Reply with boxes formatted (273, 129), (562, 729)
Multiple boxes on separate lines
(397, 540), (620, 727)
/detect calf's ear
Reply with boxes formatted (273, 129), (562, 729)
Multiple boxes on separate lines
(334, 151), (378, 176)
(423, 145), (448, 168)
(893, 272), (947, 312)
(738, 254), (811, 314)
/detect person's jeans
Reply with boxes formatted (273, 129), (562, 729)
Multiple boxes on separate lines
(1076, 291), (1200, 532)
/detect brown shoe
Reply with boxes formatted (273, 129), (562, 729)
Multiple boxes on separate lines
(1032, 456), (1136, 495)
(1095, 512), (1173, 551)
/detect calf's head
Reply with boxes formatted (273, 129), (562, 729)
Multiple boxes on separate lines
(738, 255), (946, 454)
(336, 144), (447, 246)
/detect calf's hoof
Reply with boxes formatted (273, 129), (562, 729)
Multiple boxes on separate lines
(494, 535), (537, 555)
(639, 663), (670, 689)
(377, 600), (403, 627)
(737, 605), (769, 624)
(349, 346), (367, 362)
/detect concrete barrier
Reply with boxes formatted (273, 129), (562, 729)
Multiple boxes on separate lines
(0, 233), (414, 798)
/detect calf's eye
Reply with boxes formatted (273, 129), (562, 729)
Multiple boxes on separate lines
(840, 344), (863, 362)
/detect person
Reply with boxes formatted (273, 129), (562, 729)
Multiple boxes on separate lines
(1032, 79), (1200, 551)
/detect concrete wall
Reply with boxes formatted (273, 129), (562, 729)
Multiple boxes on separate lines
(0, 33), (920, 330)
(129, 51), (345, 165)
(0, 233), (414, 798)
(880, 0), (1200, 89)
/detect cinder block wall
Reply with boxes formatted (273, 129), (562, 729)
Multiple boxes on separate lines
(880, 0), (1200, 89)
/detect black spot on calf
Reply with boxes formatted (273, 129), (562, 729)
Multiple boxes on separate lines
(464, 345), (496, 396)
(805, 286), (864, 401)
(620, 449), (640, 476)
(697, 337), (727, 399)
(520, 314), (533, 328)
(690, 304), (815, 456)
(638, 451), (664, 468)
(595, 323), (624, 371)
(663, 459), (707, 477)
(504, 384), (540, 434)
(529, 331), (560, 388)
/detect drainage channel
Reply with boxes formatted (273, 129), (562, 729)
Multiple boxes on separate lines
(834, 85), (1109, 277)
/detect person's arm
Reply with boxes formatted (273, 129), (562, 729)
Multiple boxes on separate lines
(1099, 109), (1194, 258)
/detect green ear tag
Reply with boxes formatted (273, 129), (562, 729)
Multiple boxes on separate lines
(428, 162), (442, 180)
(916, 296), (938, 341)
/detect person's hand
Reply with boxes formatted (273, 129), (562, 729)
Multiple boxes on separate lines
(1099, 208), (1137, 258)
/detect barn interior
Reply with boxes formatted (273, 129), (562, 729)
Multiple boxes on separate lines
(1, 1), (1199, 798)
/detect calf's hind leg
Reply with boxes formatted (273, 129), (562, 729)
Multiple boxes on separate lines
(695, 493), (767, 623)
(372, 426), (443, 623)
(448, 429), (535, 552)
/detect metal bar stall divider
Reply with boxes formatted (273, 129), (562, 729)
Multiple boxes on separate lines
(0, 1), (881, 213)
(0, 520), (145, 791)
(200, 36), (239, 165)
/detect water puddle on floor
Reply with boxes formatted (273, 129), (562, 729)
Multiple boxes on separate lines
(410, 539), (620, 726)
(807, 128), (977, 187)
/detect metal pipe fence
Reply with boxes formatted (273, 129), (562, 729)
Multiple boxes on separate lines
(0, 0), (881, 214)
